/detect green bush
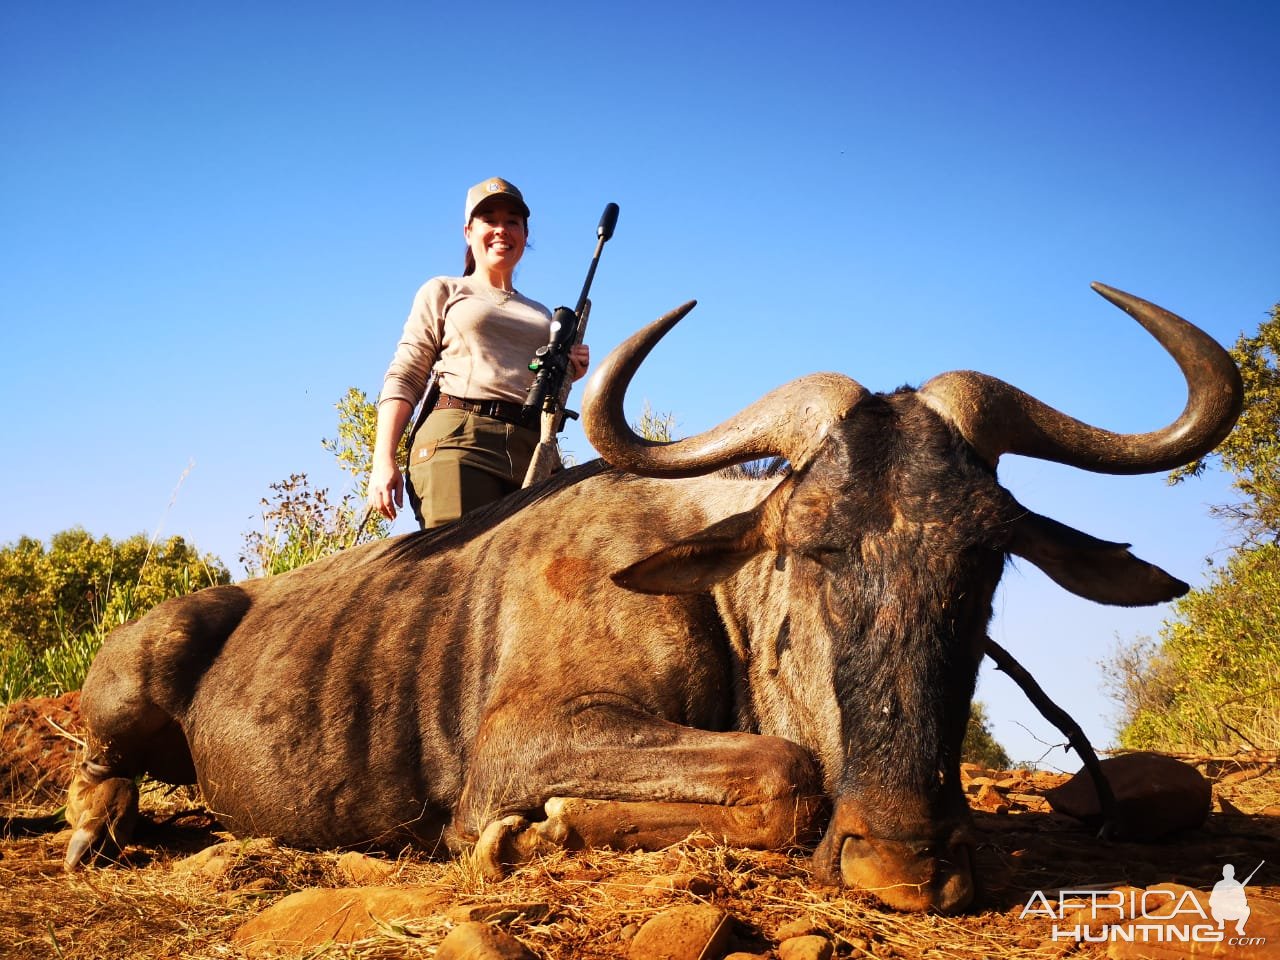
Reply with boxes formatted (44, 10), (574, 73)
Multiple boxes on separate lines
(0, 530), (229, 659)
(239, 473), (379, 578)
(1110, 303), (1280, 754)
(0, 534), (222, 704)
(961, 700), (1012, 769)
(1112, 543), (1279, 752)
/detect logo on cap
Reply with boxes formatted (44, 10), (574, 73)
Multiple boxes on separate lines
(487, 181), (503, 193)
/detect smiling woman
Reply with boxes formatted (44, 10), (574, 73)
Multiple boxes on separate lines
(366, 177), (591, 529)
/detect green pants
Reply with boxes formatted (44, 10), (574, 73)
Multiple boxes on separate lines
(405, 409), (539, 529)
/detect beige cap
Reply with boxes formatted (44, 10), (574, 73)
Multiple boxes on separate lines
(464, 177), (530, 222)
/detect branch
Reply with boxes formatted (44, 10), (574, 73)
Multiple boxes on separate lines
(984, 636), (1118, 835)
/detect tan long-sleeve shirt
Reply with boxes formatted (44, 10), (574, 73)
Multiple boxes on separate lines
(378, 276), (552, 408)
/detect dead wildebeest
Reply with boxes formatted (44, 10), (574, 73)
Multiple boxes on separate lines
(65, 283), (1240, 913)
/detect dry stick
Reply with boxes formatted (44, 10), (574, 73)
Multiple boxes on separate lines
(983, 636), (1118, 835)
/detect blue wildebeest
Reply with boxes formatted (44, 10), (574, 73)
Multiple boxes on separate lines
(65, 283), (1240, 912)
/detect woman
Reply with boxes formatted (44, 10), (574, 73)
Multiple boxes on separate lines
(368, 177), (589, 528)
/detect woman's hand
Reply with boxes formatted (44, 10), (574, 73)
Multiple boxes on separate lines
(367, 458), (404, 521)
(569, 343), (590, 381)
(368, 398), (413, 522)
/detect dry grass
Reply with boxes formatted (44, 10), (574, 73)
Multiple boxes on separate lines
(0, 833), (1047, 960)
(2, 764), (1277, 959)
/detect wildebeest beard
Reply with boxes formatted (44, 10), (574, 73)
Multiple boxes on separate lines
(801, 393), (1010, 809)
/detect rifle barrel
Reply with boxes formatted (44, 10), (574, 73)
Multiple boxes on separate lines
(573, 203), (619, 314)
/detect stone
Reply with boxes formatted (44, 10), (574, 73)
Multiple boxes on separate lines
(963, 775), (997, 794)
(778, 934), (834, 960)
(173, 838), (278, 879)
(1105, 883), (1280, 958)
(1044, 753), (1212, 840)
(232, 886), (450, 956)
(774, 918), (822, 940)
(447, 902), (555, 924)
(629, 905), (734, 960)
(641, 872), (716, 900)
(974, 783), (1011, 814)
(335, 851), (397, 884)
(437, 921), (536, 960)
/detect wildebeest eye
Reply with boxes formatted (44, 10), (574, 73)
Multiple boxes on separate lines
(800, 545), (845, 566)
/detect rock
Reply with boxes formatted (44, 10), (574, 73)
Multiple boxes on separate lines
(963, 775), (997, 794)
(437, 921), (536, 960)
(1044, 753), (1211, 839)
(335, 851), (397, 884)
(629, 905), (734, 960)
(1105, 883), (1280, 958)
(447, 902), (555, 924)
(974, 783), (1011, 814)
(724, 953), (770, 960)
(641, 872), (716, 900)
(173, 838), (278, 879)
(775, 918), (822, 940)
(778, 934), (834, 960)
(232, 886), (450, 956)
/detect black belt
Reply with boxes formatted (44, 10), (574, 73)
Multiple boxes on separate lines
(436, 393), (528, 426)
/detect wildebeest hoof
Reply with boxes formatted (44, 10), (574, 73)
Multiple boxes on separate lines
(473, 808), (575, 879)
(63, 764), (139, 870)
(473, 815), (533, 880)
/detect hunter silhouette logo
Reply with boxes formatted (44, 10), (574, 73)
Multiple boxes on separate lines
(1021, 860), (1268, 948)
(1210, 861), (1264, 935)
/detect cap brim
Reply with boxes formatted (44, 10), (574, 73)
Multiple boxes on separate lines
(469, 194), (530, 220)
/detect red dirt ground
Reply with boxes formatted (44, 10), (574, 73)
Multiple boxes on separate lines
(2, 694), (1277, 959)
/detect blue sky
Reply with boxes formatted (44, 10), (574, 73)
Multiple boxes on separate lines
(2, 1), (1276, 765)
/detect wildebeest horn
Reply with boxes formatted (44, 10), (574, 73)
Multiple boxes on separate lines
(917, 283), (1243, 473)
(583, 302), (868, 475)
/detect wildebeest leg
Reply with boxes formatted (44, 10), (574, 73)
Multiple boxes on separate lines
(64, 760), (139, 870)
(65, 680), (194, 869)
(474, 793), (825, 878)
(458, 702), (824, 875)
(65, 587), (246, 868)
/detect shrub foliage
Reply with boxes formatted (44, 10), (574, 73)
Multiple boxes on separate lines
(0, 529), (228, 702)
(1110, 303), (1280, 752)
(962, 700), (1012, 769)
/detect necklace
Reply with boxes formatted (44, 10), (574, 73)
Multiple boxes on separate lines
(487, 286), (517, 306)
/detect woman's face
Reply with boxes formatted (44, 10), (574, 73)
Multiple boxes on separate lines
(464, 201), (527, 276)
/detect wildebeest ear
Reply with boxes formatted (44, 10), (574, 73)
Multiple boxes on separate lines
(612, 507), (770, 595)
(1008, 510), (1189, 606)
(612, 475), (798, 595)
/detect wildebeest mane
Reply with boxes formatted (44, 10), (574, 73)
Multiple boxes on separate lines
(384, 459), (614, 563)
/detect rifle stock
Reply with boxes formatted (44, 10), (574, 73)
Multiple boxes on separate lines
(522, 301), (590, 487)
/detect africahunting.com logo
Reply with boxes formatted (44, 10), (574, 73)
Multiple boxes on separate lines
(1020, 860), (1267, 947)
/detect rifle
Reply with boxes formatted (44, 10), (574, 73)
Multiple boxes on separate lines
(521, 202), (619, 487)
